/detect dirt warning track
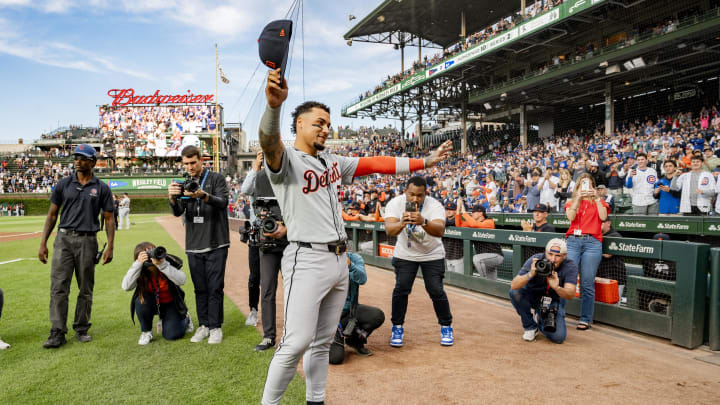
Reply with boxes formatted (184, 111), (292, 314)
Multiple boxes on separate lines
(157, 215), (720, 404)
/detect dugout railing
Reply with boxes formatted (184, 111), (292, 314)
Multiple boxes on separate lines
(345, 221), (709, 349)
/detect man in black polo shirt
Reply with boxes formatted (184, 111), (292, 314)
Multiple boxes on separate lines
(38, 144), (115, 348)
(521, 203), (556, 233)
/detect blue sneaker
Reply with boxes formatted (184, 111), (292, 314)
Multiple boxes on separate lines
(440, 326), (454, 346)
(390, 325), (404, 347)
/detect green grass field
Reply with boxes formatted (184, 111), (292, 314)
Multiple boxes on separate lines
(0, 215), (305, 404)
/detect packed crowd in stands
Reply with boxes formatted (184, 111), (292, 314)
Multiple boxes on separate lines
(0, 156), (72, 194)
(99, 105), (218, 158)
(354, 0), (564, 103)
(232, 102), (720, 220)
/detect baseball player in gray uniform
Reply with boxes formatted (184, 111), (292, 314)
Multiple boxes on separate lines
(259, 68), (452, 405)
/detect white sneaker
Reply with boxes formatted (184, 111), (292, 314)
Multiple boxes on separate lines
(138, 331), (153, 346)
(190, 325), (210, 343)
(245, 308), (258, 326)
(522, 328), (539, 342)
(185, 314), (194, 334)
(208, 328), (223, 344)
(0, 337), (10, 350)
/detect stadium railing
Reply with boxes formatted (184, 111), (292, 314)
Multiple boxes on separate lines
(345, 221), (709, 349)
(492, 213), (720, 237)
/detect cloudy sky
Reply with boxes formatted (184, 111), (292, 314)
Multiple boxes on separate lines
(0, 0), (415, 144)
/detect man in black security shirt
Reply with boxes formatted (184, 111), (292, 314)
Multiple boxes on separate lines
(38, 144), (115, 348)
(509, 238), (577, 343)
(168, 145), (229, 344)
(521, 203), (556, 233)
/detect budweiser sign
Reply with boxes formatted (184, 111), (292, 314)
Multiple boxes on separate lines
(107, 89), (214, 106)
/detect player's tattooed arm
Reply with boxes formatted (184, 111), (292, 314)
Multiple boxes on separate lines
(261, 68), (288, 172)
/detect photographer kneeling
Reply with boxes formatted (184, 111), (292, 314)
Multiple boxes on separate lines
(121, 242), (193, 345)
(330, 251), (385, 364)
(509, 238), (577, 343)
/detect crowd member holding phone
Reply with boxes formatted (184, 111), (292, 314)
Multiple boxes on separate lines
(625, 153), (659, 215)
(384, 176), (454, 347)
(564, 173), (609, 331)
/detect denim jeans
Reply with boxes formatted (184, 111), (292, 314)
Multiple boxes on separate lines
(509, 288), (567, 343)
(135, 295), (189, 340)
(391, 257), (452, 326)
(566, 235), (603, 323)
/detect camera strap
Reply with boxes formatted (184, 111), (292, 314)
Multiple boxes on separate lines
(151, 276), (162, 320)
(195, 169), (210, 216)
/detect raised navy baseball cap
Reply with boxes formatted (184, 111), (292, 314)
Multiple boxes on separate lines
(444, 200), (457, 210)
(258, 20), (292, 78)
(73, 144), (97, 160)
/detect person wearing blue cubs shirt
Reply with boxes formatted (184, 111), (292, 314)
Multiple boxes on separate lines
(654, 160), (681, 215)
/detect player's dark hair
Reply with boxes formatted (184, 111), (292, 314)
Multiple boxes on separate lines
(691, 155), (704, 162)
(664, 159), (677, 167)
(291, 101), (330, 134)
(407, 176), (427, 190)
(636, 152), (648, 159)
(181, 145), (201, 159)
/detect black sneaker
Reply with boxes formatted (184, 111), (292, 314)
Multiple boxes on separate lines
(347, 341), (372, 357)
(254, 338), (275, 352)
(75, 331), (92, 343)
(43, 329), (67, 348)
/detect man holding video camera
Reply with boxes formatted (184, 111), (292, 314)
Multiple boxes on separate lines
(239, 151), (288, 352)
(509, 238), (577, 343)
(168, 145), (229, 344)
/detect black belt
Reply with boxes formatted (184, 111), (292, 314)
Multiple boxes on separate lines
(59, 228), (96, 236)
(297, 241), (347, 255)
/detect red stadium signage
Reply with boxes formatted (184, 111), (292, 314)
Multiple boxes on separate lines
(107, 89), (214, 106)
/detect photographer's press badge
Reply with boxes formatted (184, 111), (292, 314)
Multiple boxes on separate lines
(193, 216), (204, 224)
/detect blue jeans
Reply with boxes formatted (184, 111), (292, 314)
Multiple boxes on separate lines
(566, 235), (602, 324)
(135, 295), (189, 340)
(509, 288), (567, 343)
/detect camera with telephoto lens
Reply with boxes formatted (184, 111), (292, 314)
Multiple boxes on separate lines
(539, 296), (558, 333)
(239, 198), (283, 251)
(142, 246), (167, 270)
(535, 258), (554, 277)
(180, 172), (200, 195)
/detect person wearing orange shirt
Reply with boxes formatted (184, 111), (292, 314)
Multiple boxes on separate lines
(455, 199), (503, 279)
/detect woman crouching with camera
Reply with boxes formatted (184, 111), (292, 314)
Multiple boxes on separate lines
(564, 173), (609, 331)
(121, 242), (193, 345)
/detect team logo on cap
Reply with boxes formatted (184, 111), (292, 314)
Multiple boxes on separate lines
(647, 175), (657, 184)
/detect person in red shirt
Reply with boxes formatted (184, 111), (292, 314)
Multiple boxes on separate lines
(564, 173), (609, 330)
(121, 242), (193, 345)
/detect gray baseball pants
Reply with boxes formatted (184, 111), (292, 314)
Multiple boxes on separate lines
(262, 243), (348, 405)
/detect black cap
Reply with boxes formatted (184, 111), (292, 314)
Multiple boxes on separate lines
(258, 20), (292, 78)
(444, 200), (457, 210)
(529, 203), (548, 213)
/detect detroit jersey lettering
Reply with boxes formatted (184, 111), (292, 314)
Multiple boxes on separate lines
(266, 146), (358, 243)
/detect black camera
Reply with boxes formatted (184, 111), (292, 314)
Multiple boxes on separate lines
(539, 296), (558, 333)
(405, 201), (418, 212)
(535, 258), (554, 277)
(180, 172), (200, 195)
(147, 246), (167, 261)
(239, 198), (283, 251)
